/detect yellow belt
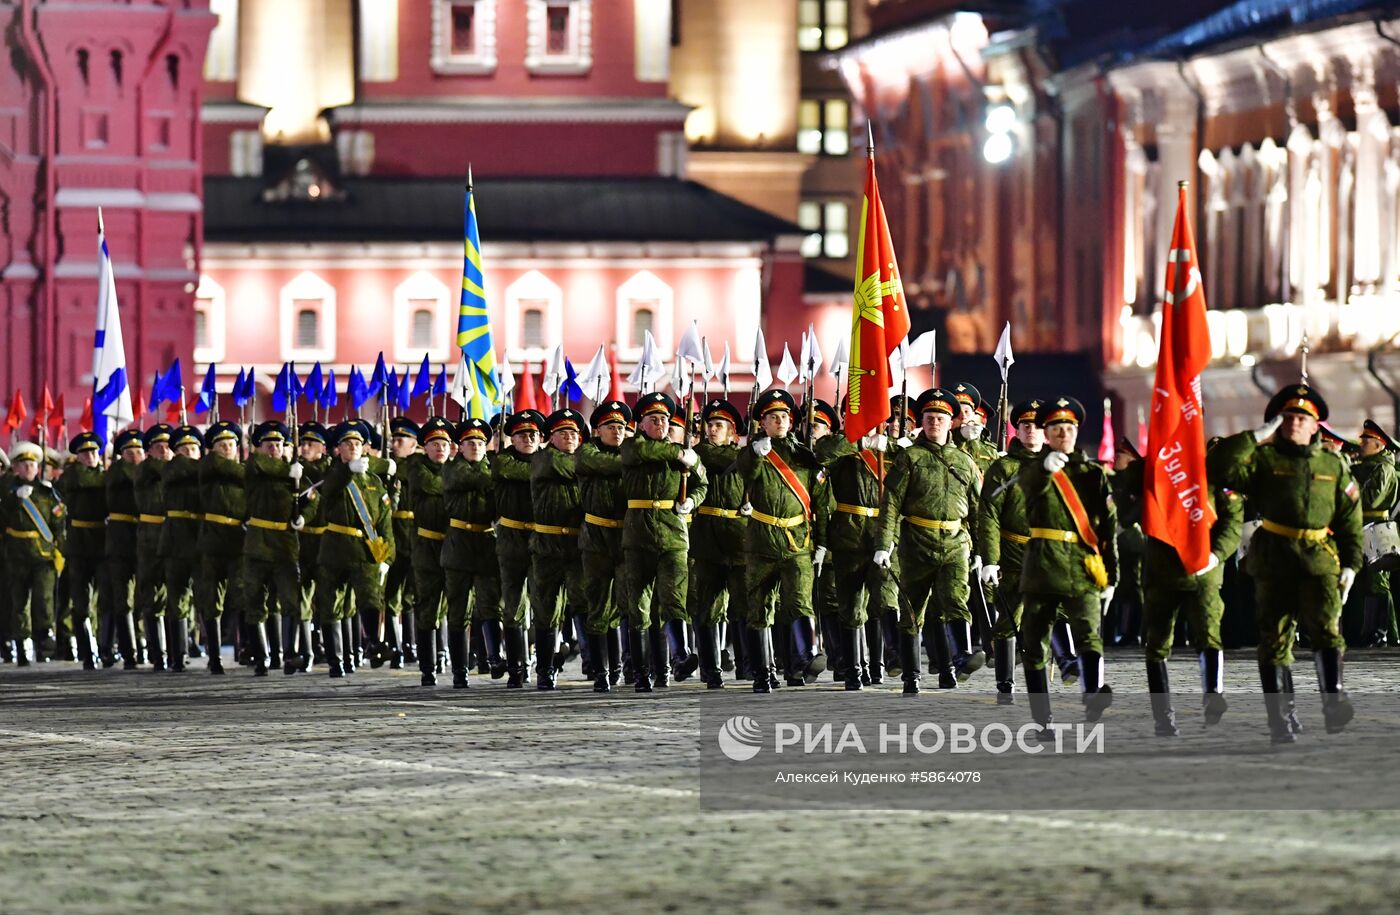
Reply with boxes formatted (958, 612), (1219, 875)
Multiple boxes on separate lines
(1001, 531), (1031, 545)
(627, 499), (675, 510)
(107, 513), (138, 524)
(325, 522), (365, 538)
(1364, 510), (1390, 520)
(1030, 527), (1078, 543)
(750, 511), (806, 529)
(907, 516), (961, 534)
(450, 519), (492, 533)
(166, 510), (203, 521)
(417, 527), (446, 541)
(696, 506), (741, 519)
(584, 513), (624, 529)
(69, 519), (105, 530)
(393, 510), (415, 520)
(203, 513), (243, 527)
(139, 514), (165, 525)
(247, 517), (289, 532)
(5, 528), (40, 539)
(836, 503), (879, 518)
(1259, 518), (1329, 542)
(303, 526), (326, 535)
(497, 517), (533, 532)
(534, 523), (579, 536)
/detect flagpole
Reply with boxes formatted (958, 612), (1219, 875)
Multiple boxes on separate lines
(179, 385), (187, 426)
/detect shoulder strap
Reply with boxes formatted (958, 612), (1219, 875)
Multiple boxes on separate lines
(765, 450), (812, 519)
(1049, 469), (1100, 553)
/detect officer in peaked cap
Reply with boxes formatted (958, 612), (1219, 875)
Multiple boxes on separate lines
(56, 432), (106, 669)
(577, 400), (632, 691)
(403, 417), (456, 686)
(134, 423), (175, 670)
(687, 397), (749, 688)
(241, 420), (302, 676)
(442, 415), (503, 685)
(159, 425), (205, 672)
(2, 441), (65, 665)
(195, 420), (246, 675)
(1353, 419), (1400, 649)
(290, 421), (332, 672)
(493, 409), (546, 687)
(101, 427), (147, 668)
(527, 408), (590, 690)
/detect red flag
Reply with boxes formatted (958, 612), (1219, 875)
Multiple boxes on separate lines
(1097, 400), (1115, 463)
(132, 385), (146, 424)
(78, 396), (94, 433)
(843, 147), (910, 442)
(4, 389), (26, 432)
(1144, 183), (1217, 575)
(515, 361), (538, 412)
(1136, 407), (1148, 455)
(36, 385), (53, 425)
(50, 393), (66, 443)
(607, 345), (623, 402)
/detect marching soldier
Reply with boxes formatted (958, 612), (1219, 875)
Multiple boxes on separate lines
(659, 405), (701, 681)
(134, 423), (174, 670)
(242, 421), (303, 677)
(688, 398), (748, 688)
(102, 429), (144, 668)
(57, 432), (106, 670)
(494, 410), (545, 688)
(442, 418), (502, 686)
(292, 421), (332, 672)
(874, 388), (982, 694)
(383, 416), (420, 669)
(1018, 397), (1117, 732)
(951, 383), (999, 472)
(577, 400), (631, 692)
(2, 442), (65, 664)
(529, 408), (589, 690)
(1209, 385), (1364, 742)
(1353, 420), (1399, 647)
(736, 389), (828, 692)
(808, 399), (854, 681)
(196, 420), (246, 675)
(160, 425), (204, 672)
(405, 417), (455, 686)
(1110, 439), (1146, 647)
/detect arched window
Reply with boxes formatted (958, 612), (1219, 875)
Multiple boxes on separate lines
(393, 271), (452, 362)
(295, 308), (320, 348)
(411, 307), (435, 349)
(193, 275), (227, 364)
(505, 270), (563, 361)
(279, 271), (336, 362)
(631, 307), (654, 345)
(525, 0), (591, 74)
(615, 270), (674, 359)
(522, 306), (546, 348)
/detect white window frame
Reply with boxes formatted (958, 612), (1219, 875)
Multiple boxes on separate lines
(204, 0), (239, 81)
(431, 0), (498, 75)
(193, 274), (227, 364)
(615, 270), (674, 361)
(392, 271), (452, 363)
(526, 0), (592, 75)
(504, 270), (562, 363)
(279, 270), (337, 363)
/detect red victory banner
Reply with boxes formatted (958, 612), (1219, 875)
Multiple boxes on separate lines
(1144, 182), (1216, 574)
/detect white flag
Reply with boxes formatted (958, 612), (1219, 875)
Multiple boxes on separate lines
(994, 322), (1014, 379)
(905, 331), (937, 368)
(889, 337), (909, 383)
(541, 343), (565, 396)
(449, 352), (474, 409)
(92, 208), (134, 442)
(752, 328), (772, 390)
(576, 344), (610, 402)
(829, 335), (849, 377)
(495, 360), (516, 400)
(672, 354), (692, 398)
(777, 343), (798, 389)
(628, 330), (667, 390)
(701, 337), (716, 380)
(676, 320), (704, 367)
(799, 323), (824, 382)
(719, 342), (732, 393)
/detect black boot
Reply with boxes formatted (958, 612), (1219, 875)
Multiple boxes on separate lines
(1199, 649), (1227, 725)
(536, 627), (558, 690)
(1145, 659), (1178, 737)
(630, 624), (652, 693)
(437, 623), (449, 674)
(950, 620), (986, 682)
(899, 631), (922, 695)
(994, 637), (1015, 705)
(667, 620), (699, 681)
(325, 619), (344, 678)
(585, 632), (609, 692)
(1258, 660), (1295, 744)
(448, 627), (470, 689)
(925, 619), (955, 689)
(1080, 650), (1113, 722)
(341, 618), (356, 674)
(76, 617), (96, 671)
(1050, 621), (1078, 687)
(763, 628), (783, 691)
(746, 626), (770, 694)
(251, 620), (271, 676)
(165, 615), (187, 673)
(403, 612), (418, 664)
(791, 616), (826, 684)
(143, 613), (166, 671)
(204, 618), (224, 675)
(605, 628), (622, 686)
(730, 620), (750, 681)
(865, 617), (885, 685)
(310, 623), (324, 664)
(648, 624), (669, 688)
(1362, 596), (1389, 647)
(1281, 666), (1302, 734)
(501, 627), (524, 688)
(1024, 664), (1054, 739)
(482, 619), (507, 679)
(1315, 648), (1354, 734)
(13, 639), (29, 667)
(696, 621), (723, 689)
(298, 620), (313, 671)
(842, 628), (862, 691)
(118, 612), (139, 669)
(419, 626), (438, 686)
(267, 613), (283, 669)
(279, 614), (297, 674)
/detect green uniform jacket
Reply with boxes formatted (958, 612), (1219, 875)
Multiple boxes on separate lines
(1209, 431), (1364, 576)
(531, 447), (583, 556)
(958, 435), (1000, 474)
(389, 453), (421, 560)
(159, 455), (203, 560)
(298, 455), (332, 562)
(57, 464), (106, 559)
(442, 456), (496, 571)
(621, 435), (699, 552)
(406, 457), (448, 568)
(492, 447), (535, 553)
(975, 439), (1038, 566)
(313, 459), (395, 566)
(1, 479), (65, 564)
(576, 440), (624, 555)
(876, 437), (980, 554)
(1017, 450), (1118, 597)
(815, 433), (857, 467)
(198, 452), (246, 558)
(1143, 484), (1244, 587)
(104, 460), (140, 560)
(690, 441), (746, 562)
(825, 447), (885, 554)
(243, 453), (299, 563)
(735, 436), (829, 558)
(1111, 459), (1146, 560)
(1354, 450), (1399, 522)
(134, 459), (168, 555)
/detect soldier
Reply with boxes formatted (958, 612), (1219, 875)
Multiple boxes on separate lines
(134, 423), (174, 670)
(950, 384), (998, 471)
(160, 425), (204, 673)
(1110, 439), (1146, 647)
(1210, 385), (1364, 742)
(658, 404), (702, 681)
(241, 421), (303, 677)
(527, 408), (589, 690)
(873, 389), (982, 694)
(382, 416), (420, 669)
(196, 420), (246, 675)
(494, 410), (545, 688)
(577, 400), (631, 692)
(442, 418), (502, 686)
(292, 421), (332, 672)
(56, 432), (105, 670)
(620, 392), (702, 692)
(736, 388), (828, 692)
(1018, 397), (1117, 733)
(102, 429), (144, 668)
(2, 443), (65, 664)
(688, 398), (748, 688)
(1353, 420), (1398, 647)
(402, 417), (454, 686)
(807, 398), (855, 681)
(312, 421), (395, 678)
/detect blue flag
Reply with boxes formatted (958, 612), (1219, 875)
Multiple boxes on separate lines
(368, 353), (387, 399)
(162, 358), (184, 405)
(237, 367), (257, 407)
(397, 368), (411, 411)
(322, 370), (338, 409)
(304, 362), (324, 405)
(196, 363), (217, 414)
(148, 369), (165, 413)
(386, 367), (399, 405)
(455, 184), (499, 418)
(91, 212), (135, 445)
(563, 358), (583, 404)
(433, 366), (447, 398)
(272, 363), (302, 413)
(412, 354), (432, 400)
(350, 366), (370, 409)
(231, 368), (248, 408)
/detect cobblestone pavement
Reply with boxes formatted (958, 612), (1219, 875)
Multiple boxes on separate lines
(4, 648), (1400, 913)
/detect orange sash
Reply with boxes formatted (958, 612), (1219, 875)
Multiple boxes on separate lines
(858, 450), (883, 484)
(1049, 469), (1109, 588)
(766, 450), (812, 520)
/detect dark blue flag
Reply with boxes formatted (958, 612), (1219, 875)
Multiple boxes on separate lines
(322, 369), (338, 408)
(195, 363), (217, 414)
(412, 354), (432, 400)
(563, 358), (583, 403)
(304, 362), (324, 405)
(368, 353), (387, 399)
(231, 368), (248, 408)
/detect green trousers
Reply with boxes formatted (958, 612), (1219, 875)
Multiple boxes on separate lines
(242, 557), (299, 625)
(1020, 591), (1102, 670)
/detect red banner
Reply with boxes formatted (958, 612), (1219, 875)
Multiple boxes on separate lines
(1144, 184), (1216, 574)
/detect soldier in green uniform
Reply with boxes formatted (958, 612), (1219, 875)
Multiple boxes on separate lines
(1110, 439), (1146, 647)
(196, 421), (246, 675)
(577, 400), (631, 692)
(442, 418), (502, 685)
(736, 388), (828, 692)
(874, 389), (982, 694)
(1018, 397), (1117, 732)
(241, 421), (302, 677)
(688, 399), (748, 688)
(57, 432), (106, 670)
(401, 417), (454, 686)
(102, 429), (144, 668)
(1209, 385), (1364, 742)
(621, 392), (702, 692)
(382, 416), (420, 669)
(292, 421), (331, 672)
(159, 425), (203, 672)
(134, 423), (174, 670)
(1353, 420), (1398, 647)
(311, 421), (395, 678)
(950, 384), (999, 472)
(493, 410), (544, 687)
(806, 399), (855, 682)
(2, 442), (65, 664)
(656, 406), (704, 682)
(527, 408), (589, 690)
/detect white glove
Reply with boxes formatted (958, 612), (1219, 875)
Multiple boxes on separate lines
(959, 422), (984, 441)
(861, 433), (888, 452)
(739, 501), (753, 516)
(1340, 568), (1357, 604)
(1101, 585), (1116, 608)
(896, 436), (914, 449)
(1043, 451), (1069, 473)
(813, 546), (828, 576)
(291, 515), (305, 531)
(980, 564), (1000, 586)
(348, 457), (370, 474)
(675, 497), (694, 516)
(1252, 415), (1283, 443)
(288, 462), (304, 481)
(679, 448), (699, 469)
(873, 549), (892, 570)
(970, 554), (983, 571)
(14, 485), (32, 500)
(1193, 552), (1221, 577)
(385, 458), (397, 477)
(752, 437), (773, 457)
(378, 562), (391, 582)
